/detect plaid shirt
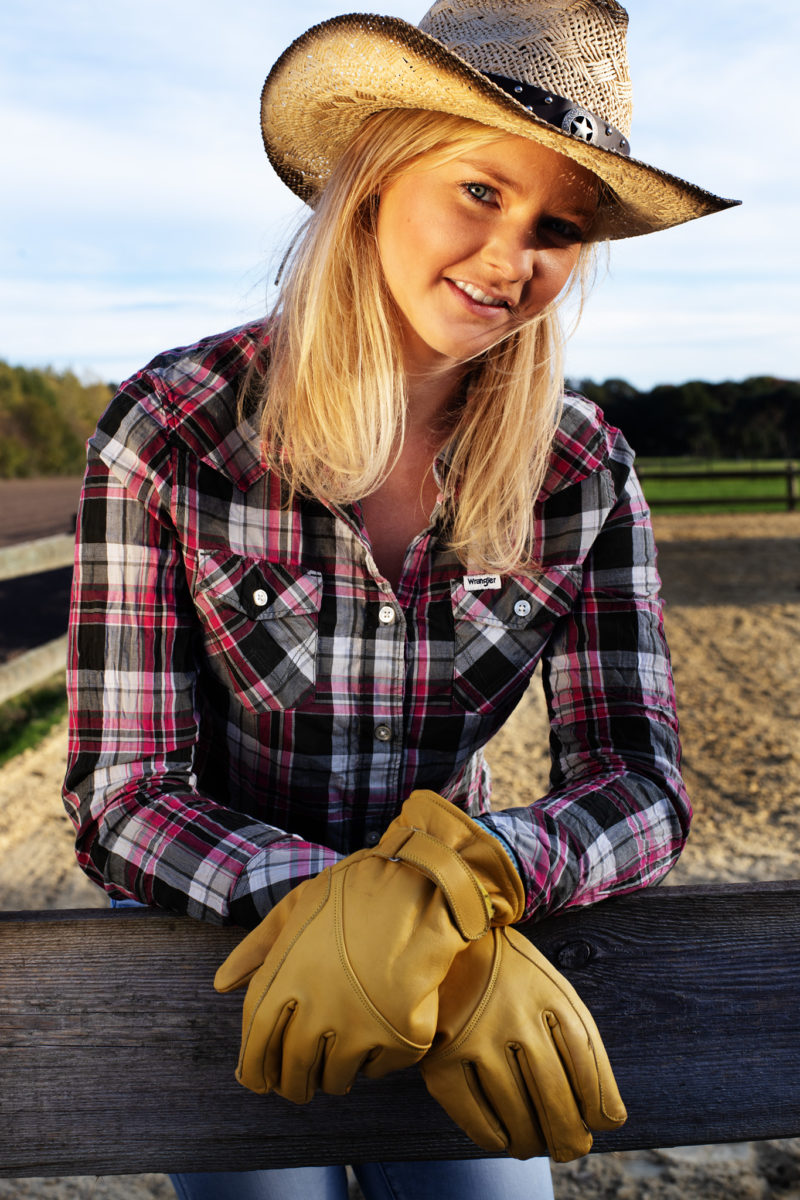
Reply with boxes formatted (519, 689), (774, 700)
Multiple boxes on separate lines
(63, 322), (690, 928)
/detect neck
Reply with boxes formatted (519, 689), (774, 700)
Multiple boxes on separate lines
(403, 361), (469, 441)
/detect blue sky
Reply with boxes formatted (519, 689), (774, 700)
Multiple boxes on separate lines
(2, 0), (798, 388)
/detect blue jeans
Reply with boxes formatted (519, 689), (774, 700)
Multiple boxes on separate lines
(170, 1158), (554, 1199)
(109, 901), (553, 1199)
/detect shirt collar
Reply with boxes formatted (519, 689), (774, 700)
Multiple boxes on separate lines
(433, 392), (609, 504)
(538, 393), (610, 501)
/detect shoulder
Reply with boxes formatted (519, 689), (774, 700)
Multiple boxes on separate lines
(98, 320), (266, 443)
(90, 322), (269, 491)
(542, 390), (635, 499)
(530, 392), (651, 571)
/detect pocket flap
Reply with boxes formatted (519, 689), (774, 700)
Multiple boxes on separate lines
(451, 567), (582, 631)
(195, 553), (323, 622)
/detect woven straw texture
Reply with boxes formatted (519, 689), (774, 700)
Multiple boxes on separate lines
(419, 0), (632, 134)
(261, 1), (738, 239)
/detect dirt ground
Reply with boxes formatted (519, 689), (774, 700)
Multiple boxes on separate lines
(1, 511), (800, 1198)
(0, 477), (83, 547)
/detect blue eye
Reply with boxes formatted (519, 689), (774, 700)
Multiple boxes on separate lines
(463, 182), (496, 205)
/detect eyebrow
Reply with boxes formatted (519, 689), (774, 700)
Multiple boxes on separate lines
(458, 155), (598, 221)
(459, 156), (524, 194)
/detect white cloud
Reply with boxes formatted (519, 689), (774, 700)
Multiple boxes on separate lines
(0, 277), (267, 381)
(2, 0), (798, 386)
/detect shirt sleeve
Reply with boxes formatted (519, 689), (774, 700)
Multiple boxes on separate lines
(479, 448), (691, 923)
(63, 442), (342, 929)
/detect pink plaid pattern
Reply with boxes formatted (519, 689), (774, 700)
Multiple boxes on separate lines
(63, 322), (690, 928)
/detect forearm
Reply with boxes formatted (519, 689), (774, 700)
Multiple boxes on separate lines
(64, 757), (343, 924)
(482, 456), (690, 921)
(481, 756), (689, 921)
(64, 444), (340, 926)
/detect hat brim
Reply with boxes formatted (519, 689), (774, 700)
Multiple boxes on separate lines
(261, 13), (739, 240)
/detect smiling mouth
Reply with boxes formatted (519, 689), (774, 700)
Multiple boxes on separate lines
(450, 279), (512, 309)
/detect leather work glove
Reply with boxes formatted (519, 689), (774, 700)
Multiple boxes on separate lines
(419, 924), (627, 1161)
(214, 790), (524, 1103)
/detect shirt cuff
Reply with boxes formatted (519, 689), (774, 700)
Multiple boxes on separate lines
(229, 839), (344, 927)
(473, 816), (522, 877)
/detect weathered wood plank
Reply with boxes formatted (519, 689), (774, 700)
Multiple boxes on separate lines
(0, 635), (67, 706)
(1, 882), (799, 1177)
(0, 534), (75, 582)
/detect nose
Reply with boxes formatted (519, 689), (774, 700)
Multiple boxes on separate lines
(483, 222), (535, 285)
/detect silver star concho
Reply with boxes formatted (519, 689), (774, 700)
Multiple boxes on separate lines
(562, 107), (598, 144)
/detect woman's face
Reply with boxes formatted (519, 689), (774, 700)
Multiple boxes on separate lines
(376, 133), (597, 376)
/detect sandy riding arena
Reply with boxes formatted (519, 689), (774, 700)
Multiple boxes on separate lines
(1, 512), (799, 1198)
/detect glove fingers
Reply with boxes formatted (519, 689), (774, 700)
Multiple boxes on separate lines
(316, 1037), (364, 1096)
(425, 1033), (593, 1161)
(236, 996), (297, 1094)
(507, 1037), (593, 1162)
(240, 995), (362, 1103)
(277, 1025), (337, 1105)
(422, 1059), (513, 1155)
(477, 1054), (557, 1161)
(505, 930), (626, 1135)
(316, 1038), (412, 1094)
(272, 1006), (401, 1101)
(279, 1026), (390, 1099)
(360, 1035), (430, 1080)
(547, 1009), (628, 1132)
(266, 995), (347, 1104)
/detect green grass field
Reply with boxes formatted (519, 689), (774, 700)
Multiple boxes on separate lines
(636, 458), (798, 513)
(0, 672), (67, 768)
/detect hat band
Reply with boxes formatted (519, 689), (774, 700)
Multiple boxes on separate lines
(484, 72), (631, 157)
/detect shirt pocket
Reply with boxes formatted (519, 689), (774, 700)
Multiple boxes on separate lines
(451, 567), (582, 713)
(192, 552), (323, 713)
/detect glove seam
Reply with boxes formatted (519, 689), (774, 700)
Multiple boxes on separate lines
(426, 932), (502, 1061)
(332, 866), (433, 1054)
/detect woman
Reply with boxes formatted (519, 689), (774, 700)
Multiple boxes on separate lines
(63, 0), (737, 1197)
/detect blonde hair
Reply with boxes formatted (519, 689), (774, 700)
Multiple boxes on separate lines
(253, 108), (596, 574)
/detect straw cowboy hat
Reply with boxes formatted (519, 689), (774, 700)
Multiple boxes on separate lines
(261, 0), (739, 240)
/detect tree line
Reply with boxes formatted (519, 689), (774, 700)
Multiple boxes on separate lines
(571, 376), (800, 461)
(0, 361), (113, 477)
(1, 361), (798, 478)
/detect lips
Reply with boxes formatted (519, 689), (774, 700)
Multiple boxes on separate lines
(450, 279), (511, 308)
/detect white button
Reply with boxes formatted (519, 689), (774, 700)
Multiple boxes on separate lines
(514, 599), (532, 618)
(378, 605), (396, 625)
(374, 724), (392, 743)
(253, 588), (269, 608)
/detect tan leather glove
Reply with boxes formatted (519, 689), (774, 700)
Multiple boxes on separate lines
(420, 925), (627, 1161)
(214, 790), (524, 1103)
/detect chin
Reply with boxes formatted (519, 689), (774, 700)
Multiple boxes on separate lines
(435, 328), (514, 364)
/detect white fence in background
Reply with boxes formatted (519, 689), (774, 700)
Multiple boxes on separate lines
(0, 535), (74, 704)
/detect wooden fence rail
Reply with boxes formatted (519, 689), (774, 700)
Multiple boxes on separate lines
(0, 535), (74, 705)
(2, 881), (799, 1178)
(0, 534), (75, 583)
(0, 636), (68, 708)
